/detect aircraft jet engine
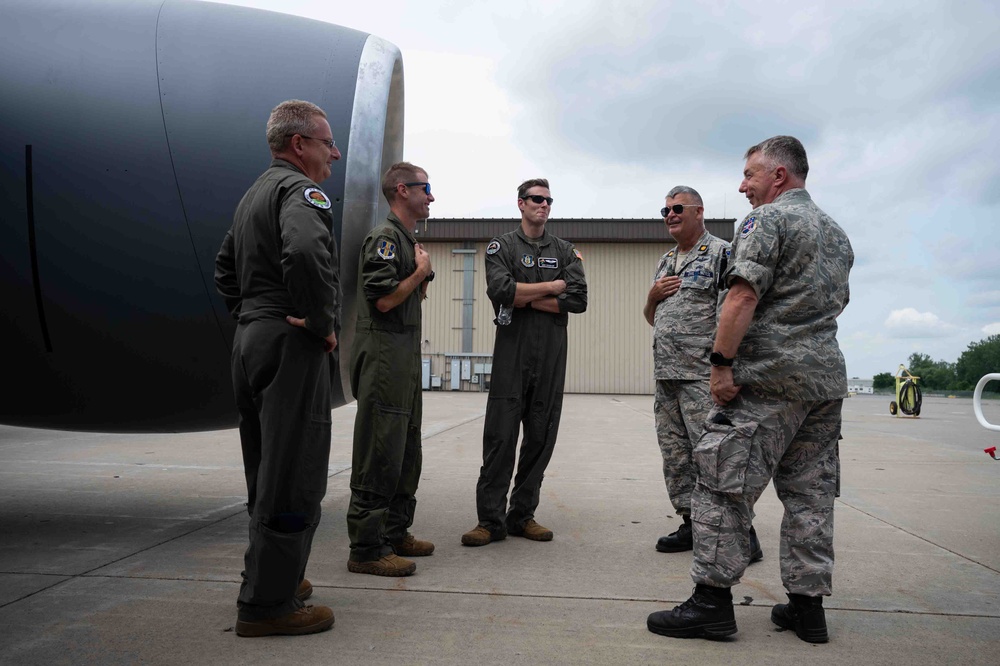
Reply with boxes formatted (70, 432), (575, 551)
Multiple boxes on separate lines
(0, 0), (404, 431)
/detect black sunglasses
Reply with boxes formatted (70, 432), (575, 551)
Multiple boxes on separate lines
(661, 204), (698, 217)
(404, 182), (431, 195)
(522, 195), (554, 205)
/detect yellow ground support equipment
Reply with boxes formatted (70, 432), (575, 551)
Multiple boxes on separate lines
(889, 365), (922, 417)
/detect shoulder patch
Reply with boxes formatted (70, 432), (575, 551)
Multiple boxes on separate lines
(740, 215), (758, 238)
(486, 240), (501, 255)
(573, 248), (583, 261)
(376, 238), (397, 260)
(304, 187), (332, 209)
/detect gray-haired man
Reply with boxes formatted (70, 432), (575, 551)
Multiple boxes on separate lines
(647, 136), (853, 644)
(643, 186), (762, 560)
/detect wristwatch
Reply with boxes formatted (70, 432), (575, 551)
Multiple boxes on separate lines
(709, 351), (734, 367)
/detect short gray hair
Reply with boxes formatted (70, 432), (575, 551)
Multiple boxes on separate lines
(745, 135), (809, 180)
(266, 100), (327, 153)
(666, 186), (703, 206)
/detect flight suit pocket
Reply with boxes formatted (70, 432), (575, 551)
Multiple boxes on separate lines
(693, 418), (757, 494)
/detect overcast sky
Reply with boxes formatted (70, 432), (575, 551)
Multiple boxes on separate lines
(219, 0), (999, 380)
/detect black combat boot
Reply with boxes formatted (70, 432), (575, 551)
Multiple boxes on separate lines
(771, 593), (828, 643)
(655, 515), (692, 553)
(646, 584), (737, 639)
(749, 525), (763, 563)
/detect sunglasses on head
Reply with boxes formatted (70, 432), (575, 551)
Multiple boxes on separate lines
(661, 204), (698, 217)
(404, 182), (431, 195)
(522, 195), (553, 205)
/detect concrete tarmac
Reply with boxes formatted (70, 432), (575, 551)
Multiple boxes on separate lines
(1, 393), (998, 665)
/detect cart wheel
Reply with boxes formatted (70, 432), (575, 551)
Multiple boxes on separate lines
(889, 401), (897, 415)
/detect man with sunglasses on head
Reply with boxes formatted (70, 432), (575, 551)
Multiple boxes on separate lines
(647, 136), (853, 644)
(462, 178), (587, 547)
(642, 187), (765, 561)
(347, 162), (436, 577)
(216, 99), (340, 637)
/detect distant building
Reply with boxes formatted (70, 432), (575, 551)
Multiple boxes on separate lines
(849, 377), (874, 394)
(415, 216), (736, 394)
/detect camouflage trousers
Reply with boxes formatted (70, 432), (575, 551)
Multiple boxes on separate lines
(689, 389), (841, 596)
(653, 379), (713, 516)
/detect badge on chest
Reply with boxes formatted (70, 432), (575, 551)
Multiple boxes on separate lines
(538, 257), (559, 269)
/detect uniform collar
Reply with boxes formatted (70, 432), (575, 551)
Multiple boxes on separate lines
(270, 158), (307, 178)
(773, 188), (811, 205)
(515, 225), (551, 247)
(387, 211), (417, 244)
(668, 230), (713, 258)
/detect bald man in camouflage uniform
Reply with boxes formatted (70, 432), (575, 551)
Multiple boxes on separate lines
(644, 186), (759, 559)
(648, 136), (853, 644)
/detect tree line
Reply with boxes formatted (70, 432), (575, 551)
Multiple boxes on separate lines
(872, 335), (1000, 392)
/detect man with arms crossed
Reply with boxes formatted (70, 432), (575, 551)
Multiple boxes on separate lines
(647, 136), (853, 644)
(462, 179), (587, 547)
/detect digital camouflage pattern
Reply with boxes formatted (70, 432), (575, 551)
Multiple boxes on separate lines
(689, 186), (851, 597)
(654, 379), (712, 516)
(725, 188), (854, 400)
(651, 230), (729, 516)
(652, 230), (730, 380)
(689, 390), (841, 595)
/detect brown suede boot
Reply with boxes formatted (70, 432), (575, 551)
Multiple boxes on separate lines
(392, 533), (435, 557)
(236, 605), (335, 638)
(295, 578), (313, 601)
(347, 553), (416, 577)
(461, 525), (507, 547)
(509, 519), (553, 541)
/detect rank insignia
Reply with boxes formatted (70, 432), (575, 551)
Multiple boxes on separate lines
(538, 257), (559, 269)
(377, 239), (397, 260)
(486, 240), (500, 255)
(304, 187), (332, 209)
(521, 254), (535, 268)
(740, 215), (758, 237)
(667, 250), (675, 257)
(699, 245), (708, 252)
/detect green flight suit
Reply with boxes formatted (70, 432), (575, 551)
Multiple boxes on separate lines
(347, 212), (425, 561)
(215, 159), (340, 621)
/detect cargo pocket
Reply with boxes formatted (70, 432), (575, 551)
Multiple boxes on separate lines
(691, 503), (724, 566)
(693, 418), (757, 495)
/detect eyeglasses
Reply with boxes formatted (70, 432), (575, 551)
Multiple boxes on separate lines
(661, 204), (698, 217)
(287, 134), (336, 149)
(522, 195), (554, 205)
(404, 182), (432, 195)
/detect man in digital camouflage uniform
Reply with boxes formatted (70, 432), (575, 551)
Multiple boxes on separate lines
(216, 99), (341, 637)
(462, 178), (587, 547)
(647, 136), (853, 644)
(347, 162), (435, 577)
(644, 186), (763, 562)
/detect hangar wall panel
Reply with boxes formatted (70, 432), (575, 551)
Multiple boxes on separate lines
(420, 241), (672, 395)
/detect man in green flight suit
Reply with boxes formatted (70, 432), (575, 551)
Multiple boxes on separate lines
(216, 99), (340, 637)
(347, 162), (436, 576)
